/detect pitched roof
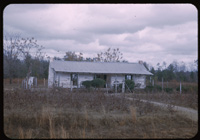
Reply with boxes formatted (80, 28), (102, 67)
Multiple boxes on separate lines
(50, 60), (153, 75)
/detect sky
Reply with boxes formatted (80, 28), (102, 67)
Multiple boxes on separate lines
(3, 4), (198, 71)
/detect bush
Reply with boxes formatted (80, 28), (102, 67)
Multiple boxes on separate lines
(145, 85), (154, 92)
(91, 78), (106, 88)
(176, 86), (189, 93)
(82, 80), (92, 89)
(125, 80), (135, 91)
(164, 87), (173, 93)
(155, 85), (162, 92)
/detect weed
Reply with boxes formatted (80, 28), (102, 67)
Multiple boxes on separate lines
(129, 106), (137, 123)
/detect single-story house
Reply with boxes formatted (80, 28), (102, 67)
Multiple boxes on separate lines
(48, 60), (153, 89)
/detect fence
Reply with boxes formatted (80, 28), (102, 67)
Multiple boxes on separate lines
(146, 78), (198, 94)
(4, 78), (48, 89)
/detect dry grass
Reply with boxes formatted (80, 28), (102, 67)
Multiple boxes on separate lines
(128, 92), (198, 110)
(129, 106), (137, 123)
(4, 88), (198, 139)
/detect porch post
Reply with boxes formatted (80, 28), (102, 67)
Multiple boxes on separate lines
(122, 80), (125, 93)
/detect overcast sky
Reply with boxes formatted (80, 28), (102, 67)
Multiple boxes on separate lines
(3, 4), (198, 70)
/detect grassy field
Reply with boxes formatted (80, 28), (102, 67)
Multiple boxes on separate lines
(126, 92), (198, 110)
(4, 87), (198, 139)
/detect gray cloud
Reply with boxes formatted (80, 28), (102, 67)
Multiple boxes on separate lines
(3, 4), (198, 70)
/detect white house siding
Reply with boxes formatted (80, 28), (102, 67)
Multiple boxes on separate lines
(110, 74), (125, 88)
(133, 75), (146, 89)
(48, 66), (54, 88)
(50, 72), (94, 88)
(49, 71), (147, 89)
(55, 72), (71, 88)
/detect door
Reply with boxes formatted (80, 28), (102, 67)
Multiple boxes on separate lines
(71, 73), (78, 86)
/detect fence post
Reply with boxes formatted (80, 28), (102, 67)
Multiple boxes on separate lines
(58, 75), (60, 87)
(150, 76), (152, 83)
(70, 81), (73, 92)
(106, 83), (108, 94)
(162, 77), (163, 92)
(44, 78), (46, 87)
(18, 78), (19, 87)
(122, 81), (125, 93)
(22, 80), (23, 89)
(152, 79), (154, 86)
(25, 80), (27, 89)
(180, 81), (182, 94)
(115, 83), (117, 94)
(35, 78), (37, 87)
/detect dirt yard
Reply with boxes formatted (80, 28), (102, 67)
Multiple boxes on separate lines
(3, 88), (198, 139)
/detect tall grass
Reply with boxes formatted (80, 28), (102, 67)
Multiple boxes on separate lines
(18, 127), (24, 139)
(4, 89), (198, 138)
(129, 106), (137, 123)
(48, 115), (55, 138)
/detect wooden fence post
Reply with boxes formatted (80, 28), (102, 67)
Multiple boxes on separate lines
(106, 83), (108, 94)
(70, 81), (73, 92)
(44, 78), (45, 87)
(35, 78), (37, 87)
(162, 77), (163, 92)
(115, 83), (117, 94)
(180, 81), (182, 94)
(122, 81), (125, 93)
(58, 75), (60, 87)
(18, 78), (19, 87)
(22, 80), (23, 89)
(25, 80), (27, 89)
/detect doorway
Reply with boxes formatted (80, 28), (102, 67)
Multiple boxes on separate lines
(71, 73), (78, 86)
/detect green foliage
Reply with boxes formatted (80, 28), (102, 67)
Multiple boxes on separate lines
(82, 80), (92, 89)
(91, 78), (106, 88)
(176, 86), (188, 93)
(164, 87), (173, 93)
(125, 80), (135, 91)
(155, 85), (162, 92)
(145, 85), (164, 93)
(82, 78), (106, 89)
(145, 85), (154, 92)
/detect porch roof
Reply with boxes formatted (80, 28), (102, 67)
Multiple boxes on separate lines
(50, 60), (153, 75)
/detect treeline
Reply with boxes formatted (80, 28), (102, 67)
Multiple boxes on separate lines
(146, 61), (198, 83)
(3, 35), (198, 84)
(3, 56), (49, 79)
(3, 35), (49, 84)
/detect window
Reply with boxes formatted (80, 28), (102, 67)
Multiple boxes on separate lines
(94, 74), (101, 79)
(125, 75), (132, 80)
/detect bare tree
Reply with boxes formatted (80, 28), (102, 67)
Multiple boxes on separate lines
(4, 34), (45, 84)
(97, 48), (123, 62)
(3, 34), (22, 84)
(64, 51), (83, 61)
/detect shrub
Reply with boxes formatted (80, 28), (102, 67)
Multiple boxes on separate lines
(164, 87), (173, 93)
(145, 85), (154, 92)
(155, 85), (162, 92)
(82, 80), (92, 89)
(125, 80), (135, 91)
(176, 86), (189, 93)
(91, 78), (106, 88)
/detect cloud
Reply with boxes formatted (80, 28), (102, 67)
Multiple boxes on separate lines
(3, 4), (198, 70)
